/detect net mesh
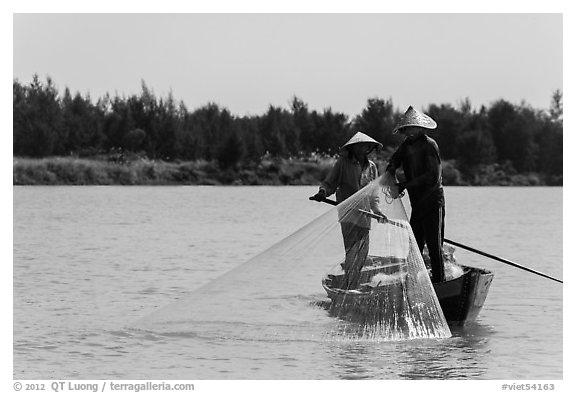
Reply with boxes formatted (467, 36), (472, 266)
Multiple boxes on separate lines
(134, 173), (451, 341)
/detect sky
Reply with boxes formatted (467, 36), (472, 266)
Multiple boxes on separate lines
(12, 12), (563, 117)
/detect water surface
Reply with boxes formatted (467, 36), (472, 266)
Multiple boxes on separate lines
(13, 186), (562, 379)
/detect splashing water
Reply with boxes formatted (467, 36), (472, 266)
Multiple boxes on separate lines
(133, 173), (451, 341)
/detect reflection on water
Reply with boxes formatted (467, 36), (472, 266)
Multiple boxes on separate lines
(319, 314), (496, 379)
(396, 322), (495, 379)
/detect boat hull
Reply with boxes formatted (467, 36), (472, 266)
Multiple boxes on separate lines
(433, 265), (494, 323)
(322, 264), (494, 325)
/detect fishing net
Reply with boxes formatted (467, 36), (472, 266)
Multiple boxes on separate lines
(134, 173), (451, 341)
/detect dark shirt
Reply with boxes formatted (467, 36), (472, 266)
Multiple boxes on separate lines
(386, 134), (444, 214)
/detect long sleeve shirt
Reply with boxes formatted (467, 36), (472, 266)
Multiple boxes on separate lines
(386, 134), (444, 214)
(321, 156), (378, 203)
(320, 155), (380, 227)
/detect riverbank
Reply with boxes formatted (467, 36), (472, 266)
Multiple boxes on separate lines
(13, 156), (561, 186)
(13, 156), (335, 186)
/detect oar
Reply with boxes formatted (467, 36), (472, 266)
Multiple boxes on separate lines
(357, 209), (408, 229)
(309, 196), (337, 206)
(309, 196), (404, 227)
(310, 196), (563, 284)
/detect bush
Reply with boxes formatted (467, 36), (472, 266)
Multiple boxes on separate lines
(441, 160), (464, 185)
(13, 155), (560, 186)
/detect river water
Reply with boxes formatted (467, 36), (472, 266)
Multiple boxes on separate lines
(13, 186), (563, 380)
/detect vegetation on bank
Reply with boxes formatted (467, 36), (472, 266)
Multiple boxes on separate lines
(13, 75), (563, 186)
(13, 154), (560, 186)
(13, 154), (334, 186)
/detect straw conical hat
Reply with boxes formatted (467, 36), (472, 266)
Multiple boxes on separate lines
(393, 106), (437, 134)
(340, 132), (383, 150)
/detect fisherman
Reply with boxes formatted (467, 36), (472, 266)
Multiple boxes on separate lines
(310, 132), (385, 289)
(386, 106), (446, 283)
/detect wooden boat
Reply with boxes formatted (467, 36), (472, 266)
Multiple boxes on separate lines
(322, 255), (494, 325)
(432, 264), (494, 323)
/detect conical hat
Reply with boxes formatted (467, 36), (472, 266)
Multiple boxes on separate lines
(340, 132), (383, 150)
(393, 106), (437, 134)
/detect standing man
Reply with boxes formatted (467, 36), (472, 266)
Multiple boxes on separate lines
(386, 106), (446, 283)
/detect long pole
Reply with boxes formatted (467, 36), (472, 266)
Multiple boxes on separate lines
(443, 238), (563, 284)
(311, 197), (563, 284)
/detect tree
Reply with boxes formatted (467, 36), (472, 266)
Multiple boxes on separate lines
(549, 89), (563, 123)
(215, 126), (246, 169)
(310, 108), (350, 155)
(13, 79), (29, 155)
(154, 92), (180, 159)
(426, 103), (466, 160)
(487, 100), (517, 164)
(259, 105), (299, 157)
(291, 96), (315, 154)
(236, 116), (264, 161)
(103, 96), (136, 151)
(123, 128), (147, 151)
(353, 97), (398, 149)
(13, 75), (63, 157)
(61, 89), (103, 154)
(488, 100), (543, 173)
(456, 128), (496, 175)
(12, 75), (563, 185)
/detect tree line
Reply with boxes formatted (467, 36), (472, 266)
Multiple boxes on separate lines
(13, 75), (563, 184)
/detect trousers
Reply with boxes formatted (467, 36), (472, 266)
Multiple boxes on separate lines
(340, 222), (370, 289)
(410, 203), (446, 283)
